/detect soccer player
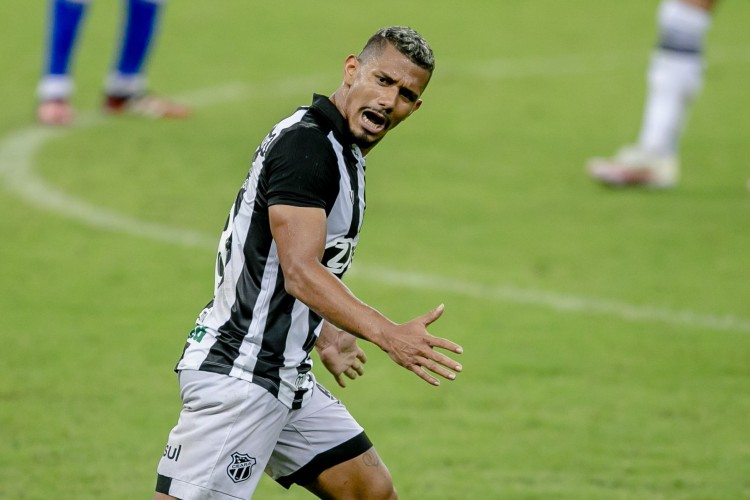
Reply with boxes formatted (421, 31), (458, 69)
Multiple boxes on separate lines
(37, 0), (190, 125)
(153, 26), (463, 499)
(587, 0), (717, 188)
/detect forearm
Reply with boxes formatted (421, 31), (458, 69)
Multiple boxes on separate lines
(286, 262), (395, 350)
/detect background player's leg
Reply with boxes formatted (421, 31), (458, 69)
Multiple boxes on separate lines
(637, 0), (714, 156)
(37, 0), (91, 125)
(105, 0), (160, 98)
(587, 0), (717, 188)
(104, 0), (189, 118)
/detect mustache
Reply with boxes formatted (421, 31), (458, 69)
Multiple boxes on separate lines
(362, 107), (390, 127)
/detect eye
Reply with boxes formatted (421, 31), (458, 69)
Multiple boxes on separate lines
(376, 73), (395, 86)
(399, 88), (418, 103)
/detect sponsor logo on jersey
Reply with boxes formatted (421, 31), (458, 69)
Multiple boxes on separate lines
(227, 452), (257, 483)
(163, 444), (182, 462)
(187, 326), (208, 343)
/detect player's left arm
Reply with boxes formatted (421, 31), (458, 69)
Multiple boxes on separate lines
(315, 321), (367, 388)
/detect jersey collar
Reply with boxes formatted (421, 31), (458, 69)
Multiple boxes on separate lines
(310, 94), (357, 149)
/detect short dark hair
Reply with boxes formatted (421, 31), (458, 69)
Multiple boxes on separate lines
(359, 26), (435, 74)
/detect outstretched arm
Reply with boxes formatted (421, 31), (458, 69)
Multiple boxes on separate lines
(270, 204), (463, 386)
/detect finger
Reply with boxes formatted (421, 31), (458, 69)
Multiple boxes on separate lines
(417, 356), (459, 381)
(334, 373), (347, 388)
(357, 348), (368, 364)
(410, 364), (441, 386)
(420, 303), (445, 327)
(344, 367), (359, 379)
(428, 336), (464, 355)
(425, 350), (463, 373)
(352, 363), (365, 376)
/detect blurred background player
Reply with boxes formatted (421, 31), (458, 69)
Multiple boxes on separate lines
(37, 0), (190, 126)
(587, 0), (717, 188)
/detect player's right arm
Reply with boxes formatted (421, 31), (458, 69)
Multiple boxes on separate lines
(269, 203), (463, 386)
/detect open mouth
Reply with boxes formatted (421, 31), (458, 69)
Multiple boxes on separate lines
(362, 110), (388, 133)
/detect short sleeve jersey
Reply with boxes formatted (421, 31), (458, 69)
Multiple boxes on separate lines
(176, 94), (367, 409)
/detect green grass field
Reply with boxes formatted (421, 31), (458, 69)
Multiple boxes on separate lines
(2, 1), (750, 498)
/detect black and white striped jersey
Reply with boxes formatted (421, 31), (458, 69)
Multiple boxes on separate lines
(176, 94), (366, 409)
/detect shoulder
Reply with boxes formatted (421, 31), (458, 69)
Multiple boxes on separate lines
(262, 119), (341, 208)
(270, 120), (335, 160)
(265, 122), (339, 182)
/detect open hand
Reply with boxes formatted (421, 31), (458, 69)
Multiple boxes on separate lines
(381, 304), (463, 386)
(317, 327), (368, 388)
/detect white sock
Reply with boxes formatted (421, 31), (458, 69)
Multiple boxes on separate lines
(38, 75), (74, 101)
(104, 72), (147, 97)
(637, 0), (712, 156)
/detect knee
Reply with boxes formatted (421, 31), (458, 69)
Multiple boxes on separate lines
(373, 480), (397, 500)
(361, 468), (397, 500)
(310, 463), (397, 500)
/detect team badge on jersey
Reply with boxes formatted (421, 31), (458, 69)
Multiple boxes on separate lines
(227, 452), (257, 483)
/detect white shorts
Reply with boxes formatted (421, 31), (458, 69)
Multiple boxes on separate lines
(155, 369), (371, 499)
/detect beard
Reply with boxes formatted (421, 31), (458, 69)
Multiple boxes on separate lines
(351, 131), (380, 151)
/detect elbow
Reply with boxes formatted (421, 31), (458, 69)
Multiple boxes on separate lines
(283, 276), (304, 299)
(281, 260), (312, 300)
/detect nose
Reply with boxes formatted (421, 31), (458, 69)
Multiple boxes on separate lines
(377, 86), (399, 112)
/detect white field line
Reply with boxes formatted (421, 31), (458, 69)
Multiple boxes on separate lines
(1, 71), (749, 334)
(348, 266), (750, 334)
(0, 80), (325, 247)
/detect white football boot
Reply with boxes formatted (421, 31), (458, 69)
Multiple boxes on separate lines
(587, 145), (679, 188)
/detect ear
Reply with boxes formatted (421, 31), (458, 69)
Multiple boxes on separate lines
(343, 54), (359, 85)
(410, 99), (423, 114)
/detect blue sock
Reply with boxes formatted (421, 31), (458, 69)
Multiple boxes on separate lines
(44, 0), (88, 76)
(114, 0), (162, 77)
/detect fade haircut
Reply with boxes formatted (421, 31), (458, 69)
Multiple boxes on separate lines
(359, 26), (435, 74)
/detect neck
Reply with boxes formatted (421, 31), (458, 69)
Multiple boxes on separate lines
(329, 90), (376, 156)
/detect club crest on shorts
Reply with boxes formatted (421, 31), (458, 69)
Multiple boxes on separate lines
(227, 452), (257, 483)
